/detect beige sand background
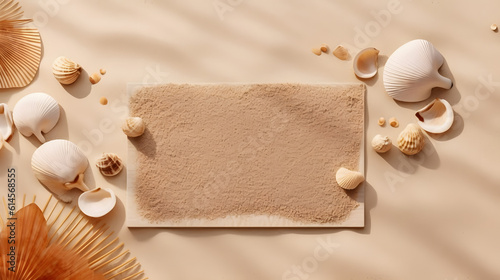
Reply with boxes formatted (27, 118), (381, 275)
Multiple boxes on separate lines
(1, 0), (500, 279)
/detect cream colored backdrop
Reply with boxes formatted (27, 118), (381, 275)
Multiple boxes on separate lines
(1, 0), (499, 279)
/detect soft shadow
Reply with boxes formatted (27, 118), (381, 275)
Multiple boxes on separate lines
(45, 105), (70, 141)
(61, 69), (92, 99)
(379, 135), (440, 172)
(102, 165), (128, 189)
(130, 127), (157, 158)
(356, 54), (388, 87)
(97, 195), (126, 232)
(83, 160), (97, 189)
(426, 112), (464, 141)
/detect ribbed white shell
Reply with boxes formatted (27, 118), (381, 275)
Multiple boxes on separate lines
(335, 167), (364, 190)
(31, 139), (89, 194)
(52, 56), (81, 85)
(12, 92), (60, 143)
(0, 103), (14, 141)
(383, 39), (453, 102)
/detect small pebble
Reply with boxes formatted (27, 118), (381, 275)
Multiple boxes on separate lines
(491, 24), (498, 32)
(320, 44), (329, 53)
(100, 96), (108, 105)
(312, 48), (322, 56)
(378, 117), (385, 126)
(389, 117), (399, 128)
(89, 72), (101, 84)
(100, 68), (106, 75)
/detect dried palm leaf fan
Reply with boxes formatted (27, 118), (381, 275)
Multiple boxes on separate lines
(0, 195), (148, 280)
(0, 0), (42, 88)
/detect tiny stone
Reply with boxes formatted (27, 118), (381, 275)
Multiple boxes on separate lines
(100, 68), (106, 75)
(378, 117), (385, 126)
(89, 72), (101, 84)
(312, 48), (322, 56)
(320, 44), (329, 53)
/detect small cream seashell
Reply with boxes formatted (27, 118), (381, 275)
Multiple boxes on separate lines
(78, 187), (116, 218)
(96, 153), (124, 177)
(378, 117), (385, 126)
(335, 167), (364, 190)
(397, 123), (425, 155)
(389, 117), (399, 128)
(52, 56), (81, 85)
(312, 48), (322, 56)
(122, 117), (146, 137)
(332, 45), (349, 60)
(13, 92), (60, 143)
(32, 139), (89, 202)
(353, 47), (379, 79)
(371, 134), (392, 153)
(415, 98), (454, 134)
(0, 103), (14, 141)
(383, 39), (453, 102)
(89, 72), (101, 84)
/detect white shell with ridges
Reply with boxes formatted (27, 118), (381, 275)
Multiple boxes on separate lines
(397, 123), (425, 155)
(52, 56), (81, 85)
(13, 92), (60, 143)
(122, 117), (145, 137)
(78, 188), (116, 218)
(335, 167), (364, 190)
(415, 98), (454, 134)
(383, 39), (453, 102)
(32, 139), (89, 202)
(0, 103), (14, 141)
(353, 47), (379, 79)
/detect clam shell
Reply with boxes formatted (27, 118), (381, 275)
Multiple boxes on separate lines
(353, 47), (379, 79)
(32, 139), (89, 202)
(0, 103), (14, 141)
(13, 92), (60, 143)
(415, 98), (454, 134)
(52, 56), (81, 85)
(333, 45), (349, 60)
(0, 0), (42, 88)
(397, 123), (425, 155)
(371, 134), (392, 153)
(335, 167), (364, 190)
(78, 187), (116, 218)
(96, 153), (124, 177)
(383, 39), (453, 102)
(122, 117), (145, 137)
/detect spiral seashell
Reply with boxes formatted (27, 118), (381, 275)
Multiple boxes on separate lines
(371, 134), (392, 153)
(96, 153), (124, 176)
(52, 56), (82, 85)
(335, 167), (364, 190)
(13, 92), (60, 143)
(122, 117), (146, 137)
(383, 39), (453, 102)
(32, 139), (90, 202)
(397, 123), (425, 155)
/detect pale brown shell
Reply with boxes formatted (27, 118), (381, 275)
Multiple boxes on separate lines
(122, 117), (145, 137)
(96, 153), (123, 176)
(397, 123), (425, 155)
(52, 56), (81, 85)
(0, 0), (42, 88)
(335, 167), (364, 190)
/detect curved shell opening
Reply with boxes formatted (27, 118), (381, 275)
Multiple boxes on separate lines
(78, 188), (116, 218)
(415, 98), (454, 134)
(353, 48), (379, 79)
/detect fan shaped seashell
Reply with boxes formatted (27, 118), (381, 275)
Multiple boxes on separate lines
(96, 153), (124, 176)
(0, 0), (42, 88)
(13, 92), (60, 143)
(52, 56), (82, 85)
(122, 116), (146, 137)
(333, 45), (349, 60)
(78, 187), (117, 218)
(335, 167), (364, 190)
(0, 103), (14, 141)
(353, 47), (379, 79)
(397, 123), (425, 155)
(383, 39), (453, 102)
(371, 134), (392, 153)
(32, 139), (90, 202)
(415, 98), (454, 134)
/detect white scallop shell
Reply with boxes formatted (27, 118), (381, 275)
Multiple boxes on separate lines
(335, 167), (364, 190)
(78, 187), (116, 218)
(397, 123), (425, 155)
(353, 47), (379, 79)
(415, 98), (454, 134)
(32, 139), (89, 202)
(383, 39), (453, 102)
(52, 56), (81, 85)
(13, 92), (60, 143)
(122, 117), (145, 137)
(0, 103), (14, 141)
(371, 134), (392, 153)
